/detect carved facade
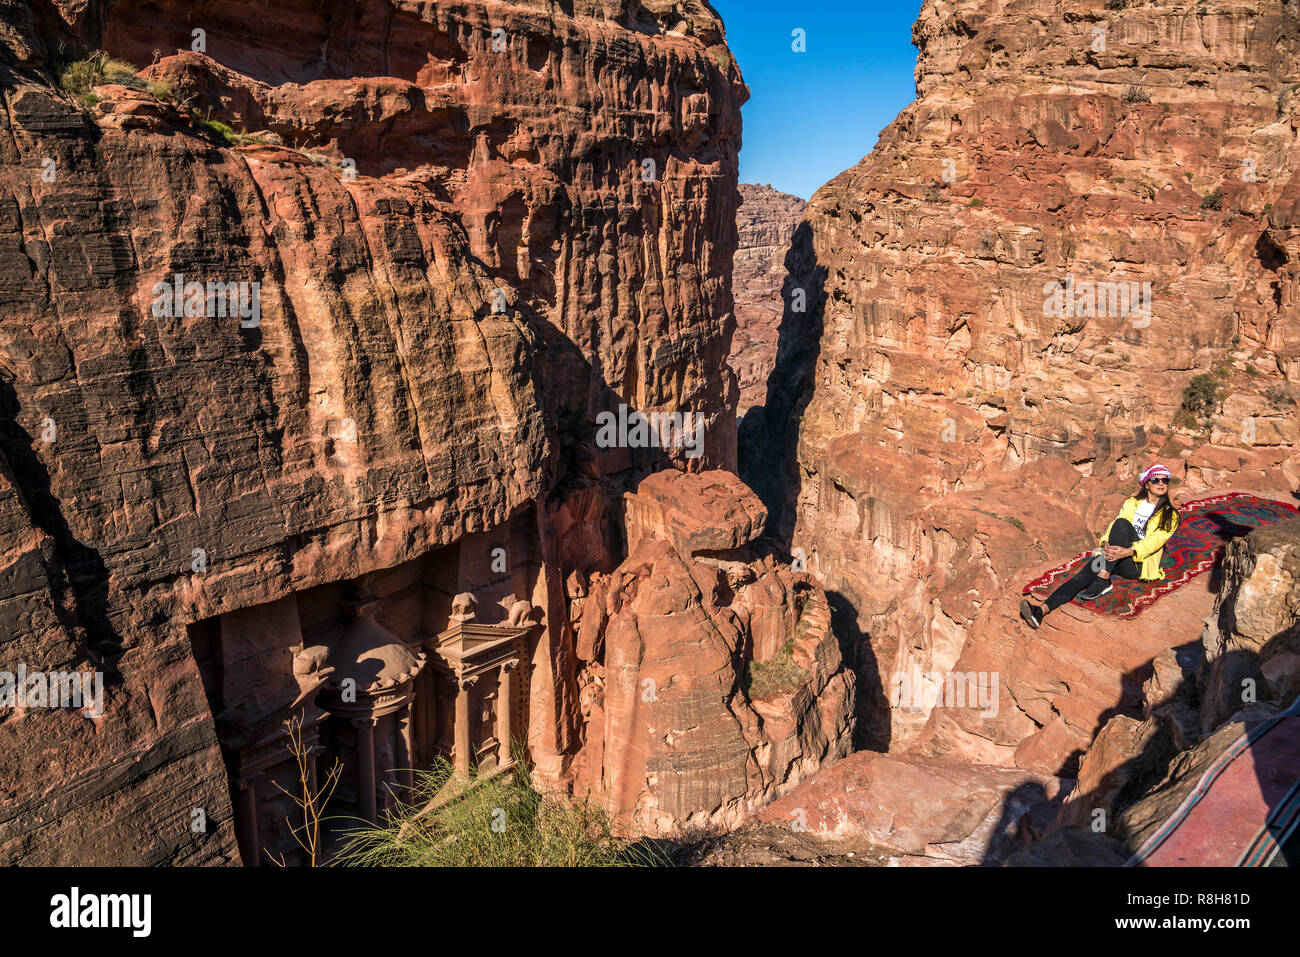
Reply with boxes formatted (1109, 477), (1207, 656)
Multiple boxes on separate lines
(188, 509), (543, 865)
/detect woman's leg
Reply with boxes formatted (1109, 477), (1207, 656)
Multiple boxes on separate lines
(1110, 555), (1141, 579)
(1095, 518), (1138, 581)
(1043, 564), (1098, 613)
(1031, 518), (1146, 624)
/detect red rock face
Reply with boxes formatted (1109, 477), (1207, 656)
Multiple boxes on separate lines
(731, 183), (806, 413)
(568, 471), (853, 836)
(757, 751), (1068, 865)
(0, 1), (853, 862)
(744, 0), (1300, 764)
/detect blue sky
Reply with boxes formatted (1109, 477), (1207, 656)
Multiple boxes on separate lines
(712, 0), (924, 200)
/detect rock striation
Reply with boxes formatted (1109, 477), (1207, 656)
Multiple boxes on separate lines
(0, 0), (853, 863)
(730, 183), (806, 413)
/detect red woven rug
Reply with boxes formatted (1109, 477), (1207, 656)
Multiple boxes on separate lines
(1022, 493), (1299, 619)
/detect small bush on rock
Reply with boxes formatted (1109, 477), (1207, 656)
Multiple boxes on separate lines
(60, 51), (145, 97)
(1180, 373), (1222, 422)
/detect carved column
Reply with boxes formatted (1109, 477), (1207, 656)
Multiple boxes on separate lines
(423, 671), (437, 765)
(239, 781), (260, 868)
(354, 717), (377, 823)
(496, 662), (516, 768)
(454, 677), (473, 777)
(400, 704), (416, 791)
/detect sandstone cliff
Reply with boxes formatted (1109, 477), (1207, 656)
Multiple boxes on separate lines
(569, 470), (852, 836)
(743, 0), (1300, 764)
(0, 0), (853, 863)
(731, 183), (806, 413)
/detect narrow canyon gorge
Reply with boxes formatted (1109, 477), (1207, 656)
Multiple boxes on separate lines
(1, 0), (1297, 870)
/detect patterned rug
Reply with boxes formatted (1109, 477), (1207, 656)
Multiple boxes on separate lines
(1023, 493), (1300, 619)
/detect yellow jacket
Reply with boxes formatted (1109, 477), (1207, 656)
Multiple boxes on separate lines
(1101, 497), (1180, 581)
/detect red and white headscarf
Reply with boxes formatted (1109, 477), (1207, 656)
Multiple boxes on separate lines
(1138, 464), (1171, 485)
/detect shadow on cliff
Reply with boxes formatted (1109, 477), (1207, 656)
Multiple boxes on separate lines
(738, 220), (824, 536)
(737, 221), (891, 751)
(995, 625), (1300, 865)
(979, 779), (1068, 866)
(0, 377), (121, 673)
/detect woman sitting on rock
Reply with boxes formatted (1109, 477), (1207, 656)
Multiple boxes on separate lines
(1020, 464), (1181, 629)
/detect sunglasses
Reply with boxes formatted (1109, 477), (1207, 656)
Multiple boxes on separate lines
(1147, 478), (1169, 485)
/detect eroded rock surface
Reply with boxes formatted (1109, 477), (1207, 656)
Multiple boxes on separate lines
(754, 751), (1069, 866)
(568, 470), (854, 836)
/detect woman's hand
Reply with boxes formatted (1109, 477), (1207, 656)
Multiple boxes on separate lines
(1104, 544), (1134, 562)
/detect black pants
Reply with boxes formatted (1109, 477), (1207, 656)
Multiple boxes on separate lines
(1044, 518), (1141, 612)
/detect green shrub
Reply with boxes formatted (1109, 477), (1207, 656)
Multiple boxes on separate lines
(1201, 188), (1223, 211)
(744, 638), (806, 699)
(100, 57), (142, 85)
(200, 119), (235, 144)
(60, 51), (145, 96)
(1266, 384), (1295, 407)
(333, 747), (653, 867)
(1181, 373), (1222, 418)
(1123, 85), (1150, 104)
(973, 507), (1027, 533)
